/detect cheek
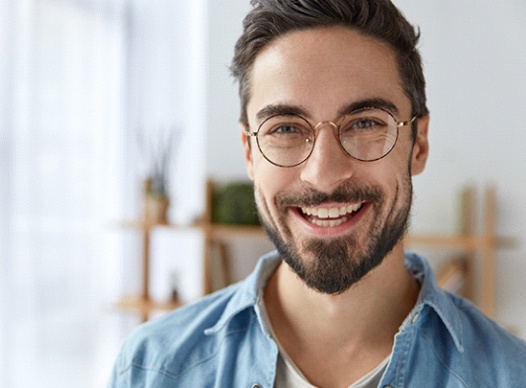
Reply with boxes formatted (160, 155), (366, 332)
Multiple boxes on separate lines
(378, 138), (415, 182)
(252, 159), (295, 211)
(384, 160), (413, 211)
(366, 152), (412, 205)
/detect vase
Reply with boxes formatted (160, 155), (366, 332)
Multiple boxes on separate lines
(144, 194), (170, 224)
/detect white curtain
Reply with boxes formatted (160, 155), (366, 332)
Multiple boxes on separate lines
(0, 1), (129, 386)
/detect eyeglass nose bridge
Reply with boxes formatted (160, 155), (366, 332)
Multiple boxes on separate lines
(310, 119), (345, 153)
(313, 120), (339, 132)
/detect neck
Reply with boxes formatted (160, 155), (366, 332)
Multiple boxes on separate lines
(264, 243), (419, 387)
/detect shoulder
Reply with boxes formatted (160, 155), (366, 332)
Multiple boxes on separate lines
(112, 283), (247, 383)
(408, 291), (526, 386)
(451, 293), (526, 355)
(447, 293), (526, 381)
(109, 253), (281, 387)
(405, 251), (526, 366)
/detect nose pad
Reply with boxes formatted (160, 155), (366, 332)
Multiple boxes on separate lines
(300, 121), (354, 189)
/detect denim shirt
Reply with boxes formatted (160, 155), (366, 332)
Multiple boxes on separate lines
(109, 251), (526, 387)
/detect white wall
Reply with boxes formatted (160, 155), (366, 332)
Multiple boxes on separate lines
(396, 0), (526, 336)
(206, 0), (526, 337)
(206, 0), (251, 181)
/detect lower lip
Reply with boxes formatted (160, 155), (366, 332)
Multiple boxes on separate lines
(291, 202), (371, 237)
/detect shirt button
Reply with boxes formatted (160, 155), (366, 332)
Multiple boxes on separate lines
(384, 385), (393, 388)
(252, 384), (262, 388)
(411, 312), (419, 324)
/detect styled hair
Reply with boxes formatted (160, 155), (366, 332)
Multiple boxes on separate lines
(230, 0), (428, 130)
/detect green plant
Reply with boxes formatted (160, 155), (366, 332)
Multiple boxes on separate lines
(212, 181), (260, 225)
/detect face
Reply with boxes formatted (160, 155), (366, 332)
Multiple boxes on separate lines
(242, 27), (429, 294)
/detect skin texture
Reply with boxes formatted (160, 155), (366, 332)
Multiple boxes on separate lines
(242, 26), (429, 387)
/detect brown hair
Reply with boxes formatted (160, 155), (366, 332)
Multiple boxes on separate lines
(230, 0), (428, 132)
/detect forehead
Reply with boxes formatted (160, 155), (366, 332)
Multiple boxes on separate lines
(247, 26), (410, 122)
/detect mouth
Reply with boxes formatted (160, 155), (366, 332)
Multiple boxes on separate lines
(299, 202), (365, 227)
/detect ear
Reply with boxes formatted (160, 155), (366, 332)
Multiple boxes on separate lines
(241, 124), (254, 180)
(410, 114), (430, 176)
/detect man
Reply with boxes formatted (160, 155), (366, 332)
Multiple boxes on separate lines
(110, 1), (526, 387)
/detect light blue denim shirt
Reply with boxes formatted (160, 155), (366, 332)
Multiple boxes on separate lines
(109, 251), (526, 387)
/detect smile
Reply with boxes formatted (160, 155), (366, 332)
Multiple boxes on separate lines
(300, 203), (364, 227)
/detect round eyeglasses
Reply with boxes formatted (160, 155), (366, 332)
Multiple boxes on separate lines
(245, 107), (416, 167)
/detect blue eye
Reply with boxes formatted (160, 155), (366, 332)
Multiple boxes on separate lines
(274, 124), (300, 134)
(340, 114), (389, 135)
(261, 117), (312, 137)
(355, 119), (375, 128)
(351, 118), (383, 130)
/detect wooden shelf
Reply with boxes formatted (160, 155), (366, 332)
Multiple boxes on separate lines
(120, 220), (508, 250)
(120, 220), (265, 235)
(207, 224), (267, 239)
(116, 295), (183, 322)
(120, 220), (194, 230)
(407, 234), (493, 251)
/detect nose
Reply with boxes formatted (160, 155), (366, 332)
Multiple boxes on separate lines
(299, 121), (355, 190)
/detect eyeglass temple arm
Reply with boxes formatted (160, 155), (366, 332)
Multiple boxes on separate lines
(398, 116), (418, 128)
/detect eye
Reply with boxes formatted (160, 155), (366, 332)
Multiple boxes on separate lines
(353, 118), (377, 130)
(272, 124), (302, 135)
(259, 115), (313, 138)
(341, 111), (390, 135)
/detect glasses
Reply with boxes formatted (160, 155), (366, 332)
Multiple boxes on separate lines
(245, 107), (416, 168)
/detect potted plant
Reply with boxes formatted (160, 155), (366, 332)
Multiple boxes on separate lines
(138, 126), (181, 224)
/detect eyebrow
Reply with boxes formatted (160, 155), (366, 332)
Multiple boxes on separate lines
(255, 98), (401, 123)
(255, 104), (310, 122)
(338, 98), (400, 117)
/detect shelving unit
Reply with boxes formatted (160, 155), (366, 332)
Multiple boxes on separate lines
(115, 183), (513, 321)
(116, 181), (265, 322)
(405, 185), (516, 317)
(117, 220), (187, 322)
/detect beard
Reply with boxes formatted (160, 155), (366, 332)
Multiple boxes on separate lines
(256, 176), (412, 294)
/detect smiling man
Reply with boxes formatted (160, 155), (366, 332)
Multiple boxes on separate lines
(110, 1), (526, 387)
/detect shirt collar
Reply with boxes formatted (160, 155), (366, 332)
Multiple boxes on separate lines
(204, 251), (280, 335)
(205, 250), (464, 352)
(405, 251), (464, 352)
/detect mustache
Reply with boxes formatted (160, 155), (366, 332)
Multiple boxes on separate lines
(275, 181), (384, 209)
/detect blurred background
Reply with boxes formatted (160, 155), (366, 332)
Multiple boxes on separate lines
(0, 1), (525, 387)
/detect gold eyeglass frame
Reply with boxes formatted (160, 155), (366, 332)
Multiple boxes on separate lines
(245, 106), (417, 168)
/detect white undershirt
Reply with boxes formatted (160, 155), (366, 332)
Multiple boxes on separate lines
(274, 340), (390, 388)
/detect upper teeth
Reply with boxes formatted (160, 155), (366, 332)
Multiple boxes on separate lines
(302, 203), (362, 219)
